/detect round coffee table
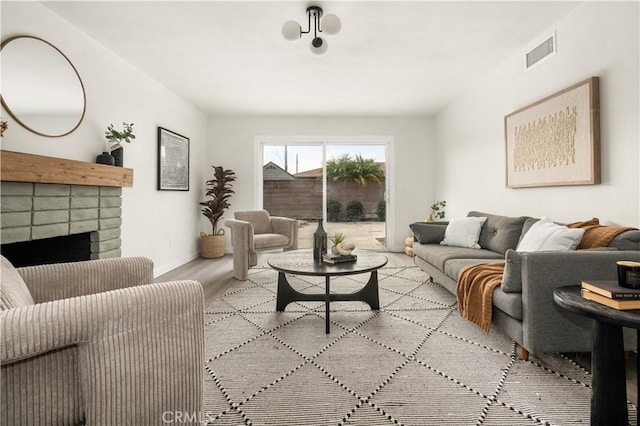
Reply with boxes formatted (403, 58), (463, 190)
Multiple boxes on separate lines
(267, 249), (388, 333)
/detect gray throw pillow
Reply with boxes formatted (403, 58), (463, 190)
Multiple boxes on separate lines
(501, 249), (522, 293)
(608, 230), (640, 251)
(410, 222), (448, 244)
(467, 211), (528, 254)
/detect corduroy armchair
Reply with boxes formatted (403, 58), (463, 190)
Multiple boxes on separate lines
(225, 209), (298, 280)
(0, 255), (204, 426)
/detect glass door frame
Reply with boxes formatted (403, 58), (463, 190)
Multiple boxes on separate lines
(254, 135), (395, 251)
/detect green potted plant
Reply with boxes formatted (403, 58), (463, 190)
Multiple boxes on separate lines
(104, 122), (135, 167)
(329, 232), (346, 254)
(199, 166), (237, 258)
(427, 200), (446, 222)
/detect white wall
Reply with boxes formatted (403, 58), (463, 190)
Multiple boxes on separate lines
(207, 116), (435, 251)
(8, 1), (632, 275)
(1, 2), (209, 275)
(435, 2), (639, 226)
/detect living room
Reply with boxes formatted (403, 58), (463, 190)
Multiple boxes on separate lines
(1, 1), (639, 424)
(2, 1), (637, 277)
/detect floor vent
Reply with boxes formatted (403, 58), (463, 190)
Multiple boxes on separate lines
(526, 34), (556, 69)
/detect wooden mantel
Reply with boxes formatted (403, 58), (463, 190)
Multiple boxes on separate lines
(0, 150), (133, 187)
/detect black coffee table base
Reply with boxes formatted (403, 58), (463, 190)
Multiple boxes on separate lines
(276, 270), (380, 333)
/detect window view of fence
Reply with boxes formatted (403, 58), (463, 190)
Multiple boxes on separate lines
(262, 144), (386, 250)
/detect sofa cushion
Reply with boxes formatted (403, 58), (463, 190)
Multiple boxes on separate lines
(567, 218), (639, 249)
(440, 216), (487, 249)
(518, 217), (540, 245)
(516, 217), (584, 252)
(1, 255), (34, 310)
(492, 287), (523, 320)
(254, 233), (290, 250)
(501, 249), (522, 293)
(413, 243), (503, 271)
(443, 258), (499, 281)
(235, 210), (272, 234)
(609, 230), (640, 251)
(410, 222), (447, 244)
(467, 211), (528, 255)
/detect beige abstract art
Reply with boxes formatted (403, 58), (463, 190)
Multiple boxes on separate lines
(505, 77), (600, 188)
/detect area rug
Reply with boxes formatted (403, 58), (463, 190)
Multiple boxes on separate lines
(203, 265), (637, 425)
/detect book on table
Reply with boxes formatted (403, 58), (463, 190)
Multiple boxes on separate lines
(581, 280), (640, 299)
(322, 253), (357, 264)
(581, 289), (640, 310)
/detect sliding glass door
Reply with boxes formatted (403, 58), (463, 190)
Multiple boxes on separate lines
(262, 144), (324, 250)
(260, 139), (388, 251)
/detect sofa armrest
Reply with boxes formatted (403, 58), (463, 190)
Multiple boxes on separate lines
(1, 280), (204, 424)
(271, 216), (299, 249)
(520, 250), (640, 353)
(17, 257), (155, 303)
(225, 218), (255, 251)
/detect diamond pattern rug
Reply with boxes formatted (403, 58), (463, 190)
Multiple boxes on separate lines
(203, 265), (637, 425)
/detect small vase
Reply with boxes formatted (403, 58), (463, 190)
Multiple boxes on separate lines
(313, 219), (327, 260)
(331, 245), (339, 254)
(96, 152), (115, 166)
(111, 147), (124, 167)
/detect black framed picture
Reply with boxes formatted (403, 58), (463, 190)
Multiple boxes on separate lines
(157, 127), (189, 191)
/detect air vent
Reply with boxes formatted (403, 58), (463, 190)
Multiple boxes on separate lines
(526, 34), (556, 69)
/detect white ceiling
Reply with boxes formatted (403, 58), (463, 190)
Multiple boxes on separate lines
(43, 1), (582, 116)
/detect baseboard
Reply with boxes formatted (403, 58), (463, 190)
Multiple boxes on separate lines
(154, 251), (200, 277)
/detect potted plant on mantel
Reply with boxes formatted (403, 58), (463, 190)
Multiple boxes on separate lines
(199, 165), (236, 258)
(103, 122), (135, 167)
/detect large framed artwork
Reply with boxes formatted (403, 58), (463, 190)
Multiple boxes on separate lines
(504, 77), (600, 188)
(157, 127), (189, 191)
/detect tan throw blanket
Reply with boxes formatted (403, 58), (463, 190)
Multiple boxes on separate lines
(456, 262), (505, 333)
(567, 218), (637, 249)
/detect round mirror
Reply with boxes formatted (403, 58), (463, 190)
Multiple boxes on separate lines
(1, 35), (86, 138)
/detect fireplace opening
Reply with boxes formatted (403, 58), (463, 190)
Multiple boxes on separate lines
(1, 233), (91, 267)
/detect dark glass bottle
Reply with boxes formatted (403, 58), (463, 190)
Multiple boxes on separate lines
(313, 219), (327, 260)
(111, 147), (124, 167)
(96, 152), (115, 166)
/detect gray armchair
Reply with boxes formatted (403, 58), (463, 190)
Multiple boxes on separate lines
(0, 255), (204, 425)
(225, 209), (298, 280)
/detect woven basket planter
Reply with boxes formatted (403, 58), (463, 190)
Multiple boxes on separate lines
(201, 232), (225, 258)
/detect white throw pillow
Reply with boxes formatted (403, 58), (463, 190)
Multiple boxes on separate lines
(516, 217), (584, 252)
(440, 217), (487, 249)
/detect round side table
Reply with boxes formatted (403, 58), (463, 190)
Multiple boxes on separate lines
(553, 286), (640, 426)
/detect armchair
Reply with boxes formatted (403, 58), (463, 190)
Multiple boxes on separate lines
(225, 209), (298, 280)
(1, 255), (204, 425)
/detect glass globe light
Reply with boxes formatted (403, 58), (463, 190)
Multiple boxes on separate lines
(282, 20), (301, 41)
(321, 14), (341, 35)
(310, 37), (328, 55)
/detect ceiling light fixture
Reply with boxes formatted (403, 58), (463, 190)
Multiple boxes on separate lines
(282, 6), (341, 55)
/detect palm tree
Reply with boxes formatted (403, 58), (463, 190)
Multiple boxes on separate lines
(351, 154), (384, 185)
(325, 154), (384, 186)
(326, 154), (351, 182)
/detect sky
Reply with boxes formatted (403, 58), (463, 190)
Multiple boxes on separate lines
(263, 144), (386, 174)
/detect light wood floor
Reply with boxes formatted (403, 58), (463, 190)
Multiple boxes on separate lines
(156, 250), (414, 307)
(157, 250), (637, 406)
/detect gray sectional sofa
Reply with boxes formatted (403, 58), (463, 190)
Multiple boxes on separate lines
(411, 211), (640, 359)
